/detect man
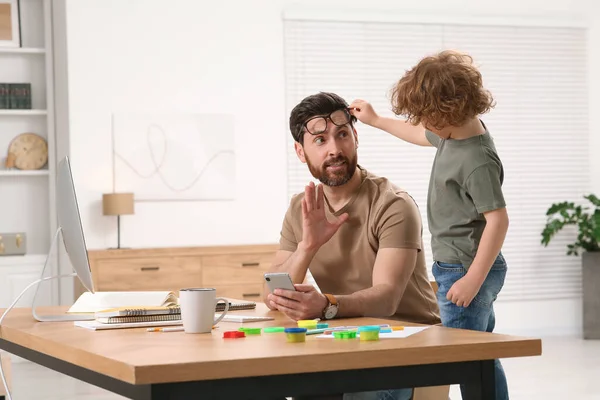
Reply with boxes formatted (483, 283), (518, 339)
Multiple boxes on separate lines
(264, 92), (440, 400)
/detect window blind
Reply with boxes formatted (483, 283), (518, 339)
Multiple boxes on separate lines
(283, 18), (588, 302)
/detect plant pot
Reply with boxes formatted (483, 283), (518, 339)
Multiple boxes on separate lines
(583, 251), (600, 339)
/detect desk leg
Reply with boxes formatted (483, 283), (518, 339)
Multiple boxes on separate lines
(462, 360), (496, 400)
(480, 360), (496, 400)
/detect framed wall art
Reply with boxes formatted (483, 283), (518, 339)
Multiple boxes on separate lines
(0, 0), (20, 48)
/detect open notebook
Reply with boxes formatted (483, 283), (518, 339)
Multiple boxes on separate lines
(68, 291), (258, 317)
(67, 291), (179, 314)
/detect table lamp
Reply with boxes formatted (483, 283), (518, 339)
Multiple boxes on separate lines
(102, 192), (134, 249)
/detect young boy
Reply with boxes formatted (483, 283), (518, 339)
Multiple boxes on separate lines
(349, 50), (510, 400)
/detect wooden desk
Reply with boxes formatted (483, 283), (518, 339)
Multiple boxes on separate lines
(0, 304), (541, 400)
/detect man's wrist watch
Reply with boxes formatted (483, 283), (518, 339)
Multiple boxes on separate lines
(322, 293), (339, 320)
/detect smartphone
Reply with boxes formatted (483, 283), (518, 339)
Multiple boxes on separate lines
(264, 272), (296, 293)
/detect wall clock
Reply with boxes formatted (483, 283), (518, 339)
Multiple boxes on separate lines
(7, 133), (48, 170)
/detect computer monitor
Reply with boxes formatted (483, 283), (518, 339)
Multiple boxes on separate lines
(56, 155), (95, 294)
(30, 156), (96, 322)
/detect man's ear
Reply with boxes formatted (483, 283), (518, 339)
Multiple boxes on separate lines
(295, 142), (307, 163)
(353, 127), (359, 148)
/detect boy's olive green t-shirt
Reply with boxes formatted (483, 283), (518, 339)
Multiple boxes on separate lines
(425, 123), (506, 270)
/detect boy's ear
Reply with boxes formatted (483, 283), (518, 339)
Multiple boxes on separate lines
(295, 142), (307, 163)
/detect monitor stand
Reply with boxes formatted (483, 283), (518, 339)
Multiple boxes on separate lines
(31, 227), (95, 322)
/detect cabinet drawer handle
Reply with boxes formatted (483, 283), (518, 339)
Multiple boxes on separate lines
(241, 262), (260, 267)
(242, 293), (260, 297)
(141, 266), (160, 271)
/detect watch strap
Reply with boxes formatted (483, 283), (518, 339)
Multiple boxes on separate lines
(324, 293), (337, 306)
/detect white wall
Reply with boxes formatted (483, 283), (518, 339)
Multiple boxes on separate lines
(59, 0), (598, 336)
(590, 5), (600, 196)
(61, 0), (289, 251)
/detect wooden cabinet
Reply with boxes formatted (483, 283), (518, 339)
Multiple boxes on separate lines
(79, 244), (279, 300)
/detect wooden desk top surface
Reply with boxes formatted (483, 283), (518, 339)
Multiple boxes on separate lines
(0, 303), (542, 385)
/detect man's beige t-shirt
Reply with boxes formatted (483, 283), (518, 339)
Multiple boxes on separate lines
(279, 167), (440, 325)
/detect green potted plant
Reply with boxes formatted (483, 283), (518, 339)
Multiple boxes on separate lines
(541, 194), (600, 339)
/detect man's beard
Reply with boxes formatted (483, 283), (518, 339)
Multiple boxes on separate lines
(306, 153), (357, 187)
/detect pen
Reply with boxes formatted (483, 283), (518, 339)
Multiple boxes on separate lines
(147, 325), (218, 332)
(147, 327), (184, 332)
(333, 324), (390, 330)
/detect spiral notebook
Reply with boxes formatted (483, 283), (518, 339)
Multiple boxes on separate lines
(96, 313), (182, 324)
(75, 319), (183, 331)
(94, 301), (256, 318)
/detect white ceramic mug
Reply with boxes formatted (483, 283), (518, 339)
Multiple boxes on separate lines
(179, 288), (229, 333)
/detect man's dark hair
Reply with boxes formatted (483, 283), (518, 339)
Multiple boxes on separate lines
(289, 92), (357, 144)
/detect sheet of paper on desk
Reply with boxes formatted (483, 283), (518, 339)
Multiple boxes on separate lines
(219, 314), (274, 323)
(315, 326), (430, 339)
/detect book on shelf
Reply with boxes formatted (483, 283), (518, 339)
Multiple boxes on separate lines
(0, 83), (32, 109)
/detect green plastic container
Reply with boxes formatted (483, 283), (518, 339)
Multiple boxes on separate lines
(333, 330), (357, 339)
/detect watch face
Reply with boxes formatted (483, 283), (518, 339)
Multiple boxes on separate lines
(325, 306), (337, 319)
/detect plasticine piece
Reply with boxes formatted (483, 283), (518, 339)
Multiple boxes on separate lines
(238, 327), (262, 335)
(392, 326), (405, 331)
(264, 327), (285, 333)
(297, 319), (318, 329)
(223, 331), (245, 339)
(316, 323), (329, 329)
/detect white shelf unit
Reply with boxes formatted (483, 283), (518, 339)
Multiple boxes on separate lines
(0, 169), (49, 176)
(0, 0), (56, 308)
(0, 47), (46, 54)
(0, 109), (48, 115)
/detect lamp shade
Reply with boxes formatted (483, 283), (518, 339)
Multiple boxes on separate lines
(102, 193), (134, 216)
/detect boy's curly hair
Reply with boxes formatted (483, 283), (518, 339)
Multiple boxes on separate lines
(390, 50), (495, 130)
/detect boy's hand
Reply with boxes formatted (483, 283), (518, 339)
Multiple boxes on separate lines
(447, 274), (483, 307)
(348, 99), (379, 126)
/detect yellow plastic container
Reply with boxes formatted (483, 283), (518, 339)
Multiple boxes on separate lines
(285, 327), (307, 342)
(358, 326), (381, 341)
(297, 320), (318, 329)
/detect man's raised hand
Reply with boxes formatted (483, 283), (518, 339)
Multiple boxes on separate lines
(300, 182), (349, 251)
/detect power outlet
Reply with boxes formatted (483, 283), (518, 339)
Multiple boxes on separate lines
(0, 232), (27, 256)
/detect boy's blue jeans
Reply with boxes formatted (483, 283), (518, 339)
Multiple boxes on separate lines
(432, 252), (509, 400)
